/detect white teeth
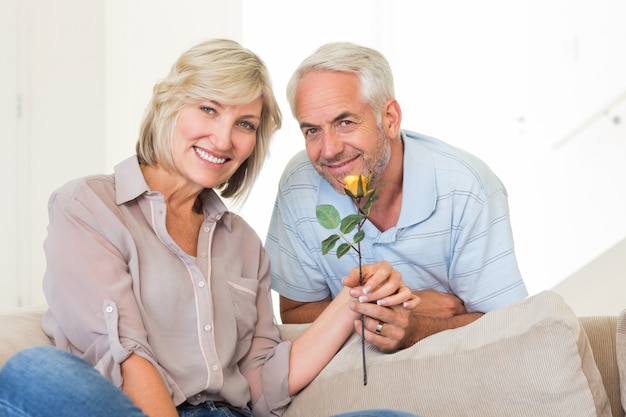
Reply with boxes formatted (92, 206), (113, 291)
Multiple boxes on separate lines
(194, 147), (226, 164)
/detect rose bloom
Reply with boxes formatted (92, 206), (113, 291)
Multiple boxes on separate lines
(343, 174), (368, 199)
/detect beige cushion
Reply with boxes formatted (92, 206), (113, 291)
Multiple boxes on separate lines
(617, 309), (626, 415)
(280, 291), (611, 417)
(0, 305), (52, 367)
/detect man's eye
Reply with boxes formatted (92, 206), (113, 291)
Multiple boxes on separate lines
(304, 127), (319, 136)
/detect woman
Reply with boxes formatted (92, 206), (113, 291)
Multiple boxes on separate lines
(0, 39), (417, 417)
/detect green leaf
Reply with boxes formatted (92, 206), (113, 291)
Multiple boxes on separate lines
(336, 243), (351, 258)
(340, 214), (363, 234)
(321, 234), (340, 254)
(316, 205), (340, 229)
(353, 230), (365, 244)
(363, 194), (379, 211)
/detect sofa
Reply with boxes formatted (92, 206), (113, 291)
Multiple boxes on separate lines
(1, 291), (624, 417)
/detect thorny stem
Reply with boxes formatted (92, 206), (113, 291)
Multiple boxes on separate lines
(358, 239), (367, 386)
(356, 196), (367, 386)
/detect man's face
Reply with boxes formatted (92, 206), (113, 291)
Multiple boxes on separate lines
(295, 71), (391, 194)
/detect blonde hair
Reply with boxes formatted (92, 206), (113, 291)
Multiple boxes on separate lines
(137, 39), (281, 201)
(286, 42), (395, 124)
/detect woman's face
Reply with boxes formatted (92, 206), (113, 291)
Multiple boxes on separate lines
(171, 98), (262, 190)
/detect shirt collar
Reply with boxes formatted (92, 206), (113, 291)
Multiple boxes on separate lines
(114, 155), (150, 204)
(113, 155), (232, 230)
(397, 130), (437, 228)
(317, 130), (436, 228)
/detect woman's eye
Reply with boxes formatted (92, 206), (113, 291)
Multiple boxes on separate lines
(200, 106), (216, 114)
(239, 121), (257, 131)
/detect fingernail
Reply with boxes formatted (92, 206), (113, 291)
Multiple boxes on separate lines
(359, 296), (368, 303)
(363, 286), (371, 294)
(377, 299), (387, 306)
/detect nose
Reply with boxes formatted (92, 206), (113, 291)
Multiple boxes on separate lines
(209, 120), (234, 151)
(319, 130), (343, 160)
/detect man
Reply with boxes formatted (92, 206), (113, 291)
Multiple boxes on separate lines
(265, 42), (528, 353)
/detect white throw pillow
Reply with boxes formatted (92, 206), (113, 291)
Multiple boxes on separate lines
(281, 291), (611, 417)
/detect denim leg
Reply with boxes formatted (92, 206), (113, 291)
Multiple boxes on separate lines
(0, 345), (147, 417)
(330, 410), (423, 417)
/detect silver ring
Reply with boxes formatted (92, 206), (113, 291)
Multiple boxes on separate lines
(374, 321), (384, 335)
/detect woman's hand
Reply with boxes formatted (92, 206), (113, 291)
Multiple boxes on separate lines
(342, 261), (418, 309)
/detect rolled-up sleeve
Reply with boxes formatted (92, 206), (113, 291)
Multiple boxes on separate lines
(42, 181), (159, 389)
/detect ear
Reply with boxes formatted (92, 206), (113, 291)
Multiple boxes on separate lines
(381, 98), (402, 139)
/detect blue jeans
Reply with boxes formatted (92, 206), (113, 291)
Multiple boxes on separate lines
(0, 346), (420, 417)
(0, 346), (251, 417)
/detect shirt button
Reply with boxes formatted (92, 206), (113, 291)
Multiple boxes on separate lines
(196, 394), (202, 400)
(200, 252), (207, 258)
(212, 365), (219, 371)
(204, 324), (212, 332)
(105, 306), (113, 313)
(204, 226), (210, 233)
(198, 281), (205, 288)
(215, 214), (222, 221)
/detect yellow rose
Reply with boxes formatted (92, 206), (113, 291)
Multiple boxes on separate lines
(343, 174), (368, 198)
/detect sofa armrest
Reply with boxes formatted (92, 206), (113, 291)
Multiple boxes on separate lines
(579, 316), (623, 417)
(0, 305), (52, 367)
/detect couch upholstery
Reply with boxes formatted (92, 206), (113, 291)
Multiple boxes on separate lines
(0, 293), (623, 417)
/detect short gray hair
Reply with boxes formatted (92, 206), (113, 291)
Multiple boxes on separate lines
(286, 42), (395, 122)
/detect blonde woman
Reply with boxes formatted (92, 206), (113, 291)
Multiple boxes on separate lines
(0, 39), (416, 417)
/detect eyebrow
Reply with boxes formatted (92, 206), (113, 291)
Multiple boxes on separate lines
(204, 100), (261, 120)
(299, 111), (356, 130)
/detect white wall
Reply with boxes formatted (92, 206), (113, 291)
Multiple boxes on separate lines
(237, 0), (626, 304)
(2, 0), (625, 314)
(0, 0), (20, 309)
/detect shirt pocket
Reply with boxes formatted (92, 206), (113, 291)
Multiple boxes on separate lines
(227, 276), (259, 342)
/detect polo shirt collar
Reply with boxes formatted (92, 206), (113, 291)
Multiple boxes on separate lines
(397, 130), (437, 228)
(317, 130), (436, 229)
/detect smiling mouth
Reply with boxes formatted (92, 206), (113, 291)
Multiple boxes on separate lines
(194, 146), (227, 164)
(322, 154), (360, 170)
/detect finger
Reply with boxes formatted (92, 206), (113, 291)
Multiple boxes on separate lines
(373, 319), (384, 336)
(360, 262), (394, 294)
(374, 286), (415, 307)
(342, 267), (362, 288)
(353, 316), (386, 338)
(350, 299), (391, 322)
(402, 293), (421, 310)
(361, 275), (409, 305)
(345, 263), (395, 300)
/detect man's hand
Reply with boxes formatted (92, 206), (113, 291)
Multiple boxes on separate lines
(411, 289), (467, 318)
(345, 262), (482, 352)
(351, 300), (483, 352)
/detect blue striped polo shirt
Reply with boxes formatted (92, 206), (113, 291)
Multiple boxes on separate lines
(265, 130), (527, 313)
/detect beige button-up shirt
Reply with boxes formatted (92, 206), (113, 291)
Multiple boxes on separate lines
(42, 156), (292, 416)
